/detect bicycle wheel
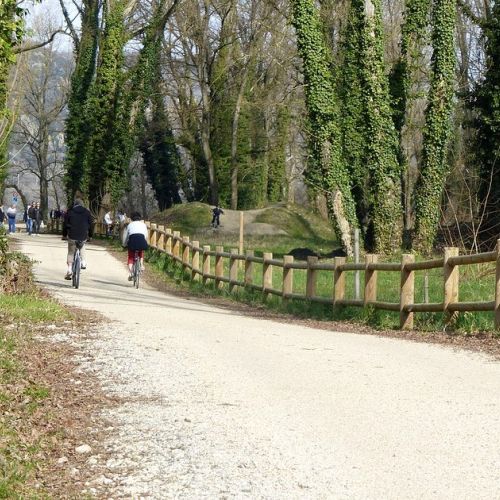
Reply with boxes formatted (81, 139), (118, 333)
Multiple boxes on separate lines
(133, 259), (140, 289)
(72, 250), (81, 289)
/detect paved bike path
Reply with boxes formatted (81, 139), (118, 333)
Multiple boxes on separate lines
(20, 234), (500, 499)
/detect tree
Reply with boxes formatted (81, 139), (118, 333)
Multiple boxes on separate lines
(413, 0), (457, 253)
(472, 0), (500, 250)
(63, 0), (100, 203)
(0, 1), (27, 185)
(11, 45), (69, 220)
(290, 0), (357, 254)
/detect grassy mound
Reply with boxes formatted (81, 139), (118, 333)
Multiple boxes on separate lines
(149, 202), (339, 257)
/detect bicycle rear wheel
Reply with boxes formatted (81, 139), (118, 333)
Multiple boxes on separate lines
(72, 251), (81, 289)
(133, 259), (140, 289)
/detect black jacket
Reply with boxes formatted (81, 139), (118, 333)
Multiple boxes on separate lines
(62, 205), (93, 241)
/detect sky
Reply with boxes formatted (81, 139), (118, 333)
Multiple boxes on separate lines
(27, 0), (76, 52)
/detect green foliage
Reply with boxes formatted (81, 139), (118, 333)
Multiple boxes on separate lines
(64, 0), (100, 202)
(138, 23), (182, 211)
(81, 1), (131, 211)
(290, 0), (358, 252)
(414, 0), (457, 253)
(0, 1), (29, 185)
(340, 0), (403, 253)
(472, 1), (500, 249)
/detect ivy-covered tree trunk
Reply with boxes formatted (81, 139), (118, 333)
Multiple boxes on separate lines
(64, 0), (100, 202)
(394, 0), (431, 237)
(413, 0), (457, 253)
(473, 1), (500, 250)
(340, 0), (403, 253)
(290, 0), (357, 255)
(360, 0), (403, 253)
(81, 1), (129, 214)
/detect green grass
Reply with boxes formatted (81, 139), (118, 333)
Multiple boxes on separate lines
(149, 202), (340, 258)
(146, 248), (498, 333)
(0, 294), (71, 323)
(0, 291), (69, 497)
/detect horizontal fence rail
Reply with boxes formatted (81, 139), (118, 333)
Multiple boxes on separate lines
(144, 223), (500, 330)
(52, 219), (500, 330)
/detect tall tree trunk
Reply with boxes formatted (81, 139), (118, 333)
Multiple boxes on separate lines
(290, 0), (357, 255)
(413, 0), (457, 253)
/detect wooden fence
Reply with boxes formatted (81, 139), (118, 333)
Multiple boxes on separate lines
(49, 219), (500, 330)
(142, 223), (500, 330)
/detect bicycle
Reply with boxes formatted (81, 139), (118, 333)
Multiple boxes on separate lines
(132, 250), (141, 289)
(72, 240), (85, 289)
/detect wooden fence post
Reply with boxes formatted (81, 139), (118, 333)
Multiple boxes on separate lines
(283, 255), (294, 302)
(263, 252), (273, 298)
(182, 236), (190, 275)
(364, 254), (378, 305)
(333, 257), (346, 306)
(306, 256), (318, 299)
(215, 245), (224, 289)
(157, 225), (165, 251)
(165, 228), (172, 255)
(230, 249), (239, 293)
(192, 241), (200, 281)
(172, 231), (180, 260)
(149, 223), (158, 248)
(245, 250), (254, 287)
(443, 247), (459, 323)
(495, 240), (500, 330)
(202, 245), (211, 285)
(400, 254), (415, 330)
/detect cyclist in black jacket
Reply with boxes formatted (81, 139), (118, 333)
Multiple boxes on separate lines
(62, 198), (93, 280)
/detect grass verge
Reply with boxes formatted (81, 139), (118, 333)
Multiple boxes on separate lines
(146, 249), (499, 337)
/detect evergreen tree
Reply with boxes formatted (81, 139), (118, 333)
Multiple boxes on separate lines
(473, 1), (500, 249)
(139, 76), (182, 211)
(64, 0), (100, 202)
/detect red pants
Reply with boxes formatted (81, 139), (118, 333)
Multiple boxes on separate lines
(128, 249), (144, 265)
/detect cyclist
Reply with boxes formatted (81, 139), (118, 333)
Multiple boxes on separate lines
(211, 205), (224, 228)
(62, 198), (93, 280)
(122, 211), (149, 281)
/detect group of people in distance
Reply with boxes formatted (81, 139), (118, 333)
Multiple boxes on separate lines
(62, 198), (148, 282)
(0, 201), (45, 235)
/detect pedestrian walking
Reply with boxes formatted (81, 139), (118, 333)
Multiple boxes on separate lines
(6, 205), (17, 234)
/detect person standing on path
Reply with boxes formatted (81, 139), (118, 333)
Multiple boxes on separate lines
(27, 202), (36, 235)
(33, 202), (43, 235)
(0, 205), (4, 228)
(62, 198), (94, 280)
(104, 210), (114, 237)
(6, 205), (17, 234)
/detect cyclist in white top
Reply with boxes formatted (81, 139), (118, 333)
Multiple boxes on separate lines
(122, 211), (149, 280)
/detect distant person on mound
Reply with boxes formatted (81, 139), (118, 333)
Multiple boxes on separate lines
(122, 211), (149, 281)
(211, 205), (224, 228)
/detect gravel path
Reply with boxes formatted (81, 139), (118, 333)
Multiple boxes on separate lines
(20, 234), (500, 499)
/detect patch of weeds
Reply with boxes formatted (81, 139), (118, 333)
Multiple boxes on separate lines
(0, 294), (71, 323)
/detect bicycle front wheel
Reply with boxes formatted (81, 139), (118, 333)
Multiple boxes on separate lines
(72, 251), (81, 289)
